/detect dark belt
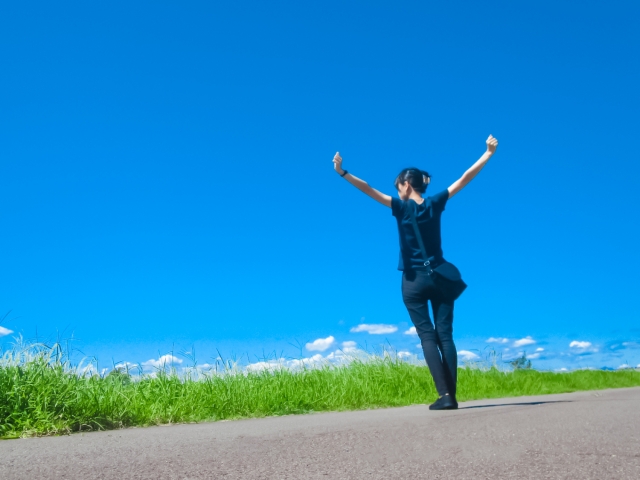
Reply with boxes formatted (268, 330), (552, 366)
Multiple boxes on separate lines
(412, 256), (445, 271)
(424, 256), (445, 269)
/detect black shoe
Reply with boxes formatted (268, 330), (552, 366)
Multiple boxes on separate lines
(429, 395), (457, 410)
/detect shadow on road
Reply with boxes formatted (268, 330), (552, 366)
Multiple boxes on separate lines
(458, 400), (572, 410)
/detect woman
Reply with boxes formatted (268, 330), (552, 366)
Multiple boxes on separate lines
(332, 135), (499, 410)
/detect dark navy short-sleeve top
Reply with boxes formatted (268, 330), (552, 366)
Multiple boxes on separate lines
(391, 189), (449, 271)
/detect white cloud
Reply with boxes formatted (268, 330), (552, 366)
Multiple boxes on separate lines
(416, 343), (422, 348)
(142, 354), (183, 368)
(487, 337), (509, 344)
(528, 353), (541, 359)
(350, 324), (398, 335)
(404, 327), (417, 335)
(288, 354), (325, 369)
(569, 341), (592, 349)
(567, 341), (598, 356)
(458, 350), (480, 361)
(556, 367), (568, 372)
(341, 341), (358, 353)
(306, 336), (335, 352)
(114, 362), (139, 371)
(0, 326), (13, 337)
(513, 336), (536, 347)
(617, 364), (631, 370)
(247, 354), (332, 372)
(80, 365), (97, 375)
(328, 344), (380, 363)
(389, 350), (419, 363)
(535, 347), (544, 352)
(183, 363), (217, 375)
(246, 360), (284, 373)
(501, 350), (522, 361)
(324, 350), (341, 361)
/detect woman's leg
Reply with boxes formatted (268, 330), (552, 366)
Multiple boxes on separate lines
(431, 299), (457, 398)
(402, 272), (450, 397)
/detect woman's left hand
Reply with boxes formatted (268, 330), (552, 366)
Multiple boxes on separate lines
(486, 135), (499, 155)
(333, 152), (344, 175)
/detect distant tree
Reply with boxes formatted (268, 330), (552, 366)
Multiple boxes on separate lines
(510, 353), (532, 370)
(106, 368), (133, 385)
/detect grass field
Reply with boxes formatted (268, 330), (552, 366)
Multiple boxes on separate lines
(2, 342), (640, 439)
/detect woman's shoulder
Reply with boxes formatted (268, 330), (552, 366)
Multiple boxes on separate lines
(391, 197), (409, 217)
(426, 189), (448, 200)
(425, 189), (449, 212)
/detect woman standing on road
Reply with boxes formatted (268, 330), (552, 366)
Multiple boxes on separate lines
(333, 135), (499, 410)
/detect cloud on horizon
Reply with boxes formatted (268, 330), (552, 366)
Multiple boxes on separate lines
(114, 361), (140, 371)
(305, 336), (335, 352)
(487, 337), (509, 344)
(182, 363), (218, 374)
(350, 324), (398, 335)
(568, 341), (599, 355)
(341, 341), (358, 352)
(246, 359), (287, 373)
(605, 340), (640, 353)
(0, 326), (13, 337)
(513, 336), (536, 347)
(458, 350), (480, 361)
(77, 363), (97, 376)
(142, 354), (183, 368)
(246, 346), (371, 372)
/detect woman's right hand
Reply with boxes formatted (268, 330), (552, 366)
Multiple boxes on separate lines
(333, 152), (344, 175)
(486, 135), (499, 155)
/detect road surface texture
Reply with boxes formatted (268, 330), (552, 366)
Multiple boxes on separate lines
(2, 387), (639, 479)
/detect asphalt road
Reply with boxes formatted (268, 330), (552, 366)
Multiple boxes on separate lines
(2, 387), (639, 479)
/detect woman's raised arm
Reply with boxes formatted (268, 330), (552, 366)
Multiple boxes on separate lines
(333, 152), (392, 208)
(447, 135), (499, 199)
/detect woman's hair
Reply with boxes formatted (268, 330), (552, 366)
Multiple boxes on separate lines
(394, 167), (431, 194)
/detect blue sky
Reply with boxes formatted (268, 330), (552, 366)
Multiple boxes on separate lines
(1, 1), (639, 372)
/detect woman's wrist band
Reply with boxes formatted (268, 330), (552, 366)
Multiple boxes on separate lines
(340, 169), (348, 177)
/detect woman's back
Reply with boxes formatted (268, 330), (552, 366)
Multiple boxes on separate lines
(391, 190), (449, 271)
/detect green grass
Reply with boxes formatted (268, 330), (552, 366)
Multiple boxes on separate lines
(1, 343), (640, 439)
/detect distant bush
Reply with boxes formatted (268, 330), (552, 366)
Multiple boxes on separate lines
(510, 353), (532, 370)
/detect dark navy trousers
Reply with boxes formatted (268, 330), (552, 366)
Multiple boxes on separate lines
(401, 269), (457, 397)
